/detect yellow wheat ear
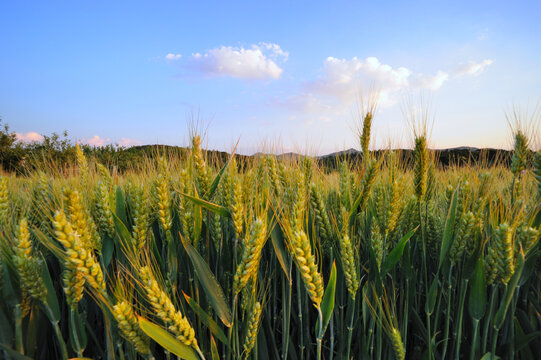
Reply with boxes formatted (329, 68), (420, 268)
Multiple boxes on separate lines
(137, 265), (199, 350)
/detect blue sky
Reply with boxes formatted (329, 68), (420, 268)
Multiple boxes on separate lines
(1, 1), (540, 154)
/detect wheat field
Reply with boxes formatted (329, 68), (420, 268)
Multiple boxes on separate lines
(0, 111), (540, 360)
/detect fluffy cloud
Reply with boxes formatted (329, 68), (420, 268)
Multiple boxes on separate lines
(165, 53), (182, 61)
(83, 135), (110, 147)
(182, 43), (288, 80)
(16, 131), (44, 143)
(306, 56), (449, 107)
(82, 135), (141, 147)
(118, 137), (142, 147)
(454, 59), (494, 76)
(412, 71), (449, 91)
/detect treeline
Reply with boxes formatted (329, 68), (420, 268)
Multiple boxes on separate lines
(0, 120), (521, 174)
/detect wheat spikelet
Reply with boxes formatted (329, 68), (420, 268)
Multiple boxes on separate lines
(358, 159), (378, 211)
(426, 205), (442, 258)
(93, 181), (115, 238)
(231, 176), (245, 239)
(97, 163), (113, 191)
(0, 176), (9, 229)
(309, 182), (333, 251)
(233, 218), (267, 294)
(291, 230), (324, 306)
(515, 225), (539, 255)
(53, 211), (106, 294)
(63, 267), (85, 309)
(192, 135), (210, 198)
(266, 156), (282, 196)
(128, 184), (150, 250)
(240, 277), (255, 313)
(533, 151), (541, 198)
(291, 173), (306, 232)
(370, 222), (384, 269)
(64, 189), (101, 251)
(13, 218), (47, 302)
(176, 169), (194, 244)
(75, 143), (89, 185)
(138, 266), (198, 348)
(113, 300), (150, 355)
(154, 157), (173, 243)
(511, 131), (529, 176)
(360, 111), (373, 157)
(386, 178), (402, 238)
(486, 223), (515, 285)
(339, 161), (351, 209)
(449, 211), (475, 265)
(373, 185), (386, 231)
(302, 157), (314, 188)
(243, 301), (262, 358)
(390, 327), (406, 360)
(339, 232), (359, 299)
(413, 136), (429, 201)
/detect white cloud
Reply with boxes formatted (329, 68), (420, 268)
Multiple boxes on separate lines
(412, 71), (449, 91)
(454, 59), (494, 76)
(118, 138), (142, 147)
(184, 43), (288, 79)
(83, 135), (110, 147)
(16, 131), (44, 143)
(165, 53), (182, 61)
(305, 56), (448, 108)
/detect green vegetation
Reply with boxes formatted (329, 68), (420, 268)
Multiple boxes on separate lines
(0, 110), (540, 360)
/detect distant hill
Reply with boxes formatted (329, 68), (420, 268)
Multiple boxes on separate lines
(124, 144), (517, 169)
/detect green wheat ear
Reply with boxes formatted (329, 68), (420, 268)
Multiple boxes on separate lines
(75, 143), (89, 185)
(339, 232), (359, 299)
(13, 218), (47, 302)
(0, 176), (9, 229)
(413, 135), (429, 202)
(243, 301), (262, 359)
(533, 151), (541, 197)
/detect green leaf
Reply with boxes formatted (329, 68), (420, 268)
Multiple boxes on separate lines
(181, 192), (231, 218)
(69, 309), (87, 355)
(40, 260), (60, 322)
(183, 292), (228, 344)
(210, 335), (220, 360)
(439, 184), (459, 269)
(0, 306), (13, 345)
(425, 278), (439, 316)
(516, 328), (541, 352)
(316, 261), (336, 335)
(468, 258), (486, 321)
(0, 343), (33, 360)
(112, 212), (133, 246)
(180, 237), (232, 327)
(114, 186), (128, 226)
(191, 186), (203, 244)
(101, 235), (114, 269)
(494, 250), (525, 330)
(25, 305), (39, 358)
(269, 211), (291, 283)
(379, 227), (417, 277)
(137, 317), (198, 360)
